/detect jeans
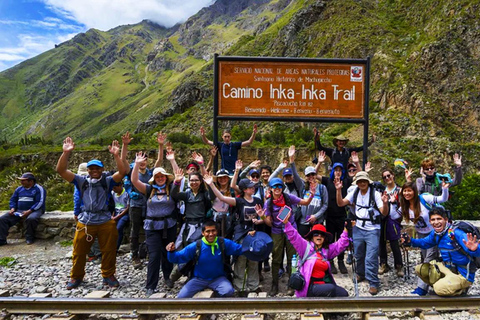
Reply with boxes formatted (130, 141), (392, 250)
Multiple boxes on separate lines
(145, 227), (176, 290)
(353, 226), (380, 288)
(178, 276), (234, 298)
(116, 215), (130, 250)
(0, 210), (43, 242)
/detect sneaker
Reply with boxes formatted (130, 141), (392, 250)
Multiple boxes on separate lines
(103, 275), (120, 288)
(88, 255), (99, 262)
(263, 261), (271, 272)
(338, 260), (348, 274)
(346, 252), (353, 265)
(396, 266), (404, 277)
(133, 258), (143, 269)
(411, 287), (427, 296)
(378, 263), (390, 275)
(329, 261), (338, 274)
(26, 239), (34, 245)
(165, 278), (174, 289)
(369, 286), (379, 295)
(66, 278), (82, 290)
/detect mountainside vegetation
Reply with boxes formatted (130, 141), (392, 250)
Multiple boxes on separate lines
(1, 0), (479, 215)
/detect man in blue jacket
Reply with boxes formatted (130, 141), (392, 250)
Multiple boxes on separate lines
(0, 172), (46, 245)
(402, 207), (480, 296)
(166, 220), (243, 298)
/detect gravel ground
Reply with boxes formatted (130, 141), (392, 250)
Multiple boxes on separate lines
(1, 239), (480, 320)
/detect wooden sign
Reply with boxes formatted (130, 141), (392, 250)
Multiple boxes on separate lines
(216, 58), (368, 120)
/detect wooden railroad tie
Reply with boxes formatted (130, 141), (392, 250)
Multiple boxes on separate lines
(0, 291), (9, 297)
(84, 291), (110, 299)
(301, 311), (324, 320)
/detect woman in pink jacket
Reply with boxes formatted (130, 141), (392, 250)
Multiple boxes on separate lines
(283, 212), (350, 297)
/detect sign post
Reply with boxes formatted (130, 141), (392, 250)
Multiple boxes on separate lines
(213, 55), (370, 171)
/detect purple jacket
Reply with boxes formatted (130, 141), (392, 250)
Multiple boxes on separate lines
(285, 222), (349, 297)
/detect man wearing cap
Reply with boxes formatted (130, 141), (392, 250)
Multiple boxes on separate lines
(0, 172), (46, 245)
(166, 220), (245, 298)
(313, 128), (374, 169)
(56, 137), (126, 289)
(336, 171), (388, 295)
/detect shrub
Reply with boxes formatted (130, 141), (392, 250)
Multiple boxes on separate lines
(445, 174), (480, 220)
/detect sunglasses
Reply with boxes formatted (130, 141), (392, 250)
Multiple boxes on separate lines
(312, 232), (325, 237)
(348, 169), (356, 173)
(271, 185), (283, 189)
(382, 174), (392, 180)
(251, 175), (260, 179)
(425, 167), (435, 171)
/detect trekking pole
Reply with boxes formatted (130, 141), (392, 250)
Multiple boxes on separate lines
(241, 262), (249, 296)
(400, 233), (410, 280)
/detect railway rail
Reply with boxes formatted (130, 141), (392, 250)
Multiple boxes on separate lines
(2, 296), (480, 319)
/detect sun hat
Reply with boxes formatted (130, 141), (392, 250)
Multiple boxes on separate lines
(242, 231), (273, 262)
(86, 159), (104, 168)
(352, 171), (373, 185)
(148, 167), (174, 184)
(304, 224), (333, 242)
(332, 135), (349, 145)
(77, 163), (88, 176)
(269, 177), (284, 189)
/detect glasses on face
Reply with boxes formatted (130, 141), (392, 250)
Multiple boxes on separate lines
(251, 175), (260, 179)
(306, 173), (315, 177)
(425, 167), (435, 171)
(312, 232), (324, 237)
(271, 185), (283, 189)
(348, 169), (356, 173)
(189, 179), (200, 183)
(382, 174), (392, 180)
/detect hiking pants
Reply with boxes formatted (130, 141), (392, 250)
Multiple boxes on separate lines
(0, 210), (43, 242)
(271, 232), (295, 286)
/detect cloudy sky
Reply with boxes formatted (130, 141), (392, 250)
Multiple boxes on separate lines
(0, 0), (214, 71)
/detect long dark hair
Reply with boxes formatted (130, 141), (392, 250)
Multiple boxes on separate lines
(399, 182), (421, 223)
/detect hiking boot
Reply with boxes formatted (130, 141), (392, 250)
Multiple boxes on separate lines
(103, 275), (120, 288)
(26, 239), (34, 245)
(378, 263), (390, 275)
(133, 257), (143, 269)
(66, 278), (82, 290)
(269, 284), (279, 296)
(346, 252), (353, 265)
(396, 266), (404, 277)
(369, 286), (379, 295)
(145, 288), (158, 297)
(88, 255), (100, 263)
(329, 261), (338, 274)
(356, 275), (365, 283)
(338, 260), (348, 274)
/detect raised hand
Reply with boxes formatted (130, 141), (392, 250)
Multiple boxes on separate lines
(381, 192), (389, 204)
(157, 132), (167, 145)
(253, 123), (258, 134)
(441, 181), (451, 189)
(249, 160), (261, 168)
(235, 160), (243, 171)
(288, 145), (296, 158)
(365, 162), (372, 172)
(313, 127), (319, 137)
(204, 173), (213, 185)
(351, 151), (359, 163)
(174, 168), (184, 182)
(165, 141), (173, 153)
(108, 140), (120, 156)
(317, 150), (326, 163)
(135, 151), (147, 163)
(405, 167), (414, 181)
(192, 151), (204, 164)
(200, 127), (206, 136)
(166, 150), (175, 161)
(209, 146), (218, 157)
(334, 177), (343, 190)
(454, 153), (462, 167)
(122, 131), (133, 145)
(63, 137), (75, 152)
(389, 190), (398, 203)
(255, 204), (265, 217)
(463, 233), (480, 251)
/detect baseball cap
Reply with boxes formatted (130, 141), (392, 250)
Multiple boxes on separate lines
(86, 159), (104, 168)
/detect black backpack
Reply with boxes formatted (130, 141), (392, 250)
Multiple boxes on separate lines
(179, 237), (233, 281)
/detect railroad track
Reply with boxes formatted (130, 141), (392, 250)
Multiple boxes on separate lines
(2, 295), (480, 320)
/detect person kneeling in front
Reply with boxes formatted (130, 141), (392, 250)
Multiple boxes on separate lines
(402, 207), (480, 296)
(166, 220), (244, 298)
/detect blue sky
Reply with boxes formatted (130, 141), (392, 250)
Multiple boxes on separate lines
(0, 0), (214, 71)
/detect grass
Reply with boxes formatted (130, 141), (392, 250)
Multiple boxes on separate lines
(0, 257), (16, 267)
(59, 240), (73, 247)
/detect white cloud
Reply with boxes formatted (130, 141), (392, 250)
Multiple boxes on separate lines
(0, 53), (25, 61)
(0, 18), (82, 31)
(43, 0), (215, 30)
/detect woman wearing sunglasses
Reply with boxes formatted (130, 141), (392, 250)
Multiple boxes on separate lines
(416, 154), (462, 196)
(255, 178), (315, 296)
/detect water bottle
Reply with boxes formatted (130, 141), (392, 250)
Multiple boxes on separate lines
(291, 254), (298, 273)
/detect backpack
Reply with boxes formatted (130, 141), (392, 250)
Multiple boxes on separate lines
(179, 237), (233, 281)
(79, 175), (115, 214)
(449, 221), (480, 270)
(351, 185), (381, 226)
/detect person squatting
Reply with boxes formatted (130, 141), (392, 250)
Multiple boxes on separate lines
(10, 126), (472, 298)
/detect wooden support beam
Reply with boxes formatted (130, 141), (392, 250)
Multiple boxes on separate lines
(84, 291), (110, 298)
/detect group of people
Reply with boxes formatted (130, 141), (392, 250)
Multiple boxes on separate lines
(1, 125), (479, 300)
